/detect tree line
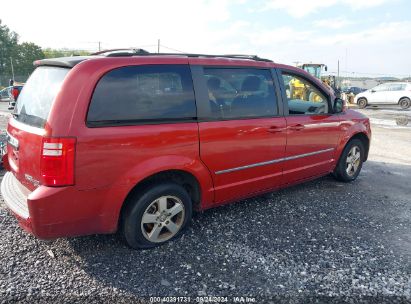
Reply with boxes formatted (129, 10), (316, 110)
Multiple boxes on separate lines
(0, 20), (90, 86)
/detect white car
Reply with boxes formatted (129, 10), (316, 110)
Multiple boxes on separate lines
(355, 82), (411, 109)
(0, 86), (11, 102)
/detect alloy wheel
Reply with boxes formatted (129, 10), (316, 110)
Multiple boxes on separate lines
(346, 146), (361, 177)
(140, 195), (185, 243)
(358, 99), (367, 108)
(400, 99), (410, 109)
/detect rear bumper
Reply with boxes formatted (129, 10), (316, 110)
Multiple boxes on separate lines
(1, 172), (124, 239)
(1, 172), (30, 219)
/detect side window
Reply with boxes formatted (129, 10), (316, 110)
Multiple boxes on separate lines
(87, 65), (196, 125)
(389, 84), (406, 91)
(202, 68), (277, 119)
(282, 73), (328, 115)
(373, 84), (388, 92)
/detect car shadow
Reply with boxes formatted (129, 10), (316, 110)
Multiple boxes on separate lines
(66, 160), (411, 298)
(366, 105), (410, 112)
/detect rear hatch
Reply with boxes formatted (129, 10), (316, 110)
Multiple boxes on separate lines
(7, 66), (70, 191)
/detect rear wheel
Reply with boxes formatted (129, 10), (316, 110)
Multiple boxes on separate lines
(121, 183), (192, 249)
(357, 98), (367, 109)
(399, 98), (411, 109)
(333, 139), (365, 182)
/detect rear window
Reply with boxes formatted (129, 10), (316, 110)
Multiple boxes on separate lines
(15, 66), (69, 128)
(87, 65), (196, 126)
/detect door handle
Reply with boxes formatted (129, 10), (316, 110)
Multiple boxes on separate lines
(288, 124), (305, 131)
(267, 126), (286, 133)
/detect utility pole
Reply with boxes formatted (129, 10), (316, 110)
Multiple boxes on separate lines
(337, 60), (340, 88)
(98, 41), (101, 52)
(157, 39), (160, 53)
(10, 58), (15, 81)
(345, 48), (348, 78)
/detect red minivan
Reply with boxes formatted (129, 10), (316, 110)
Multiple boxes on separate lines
(1, 51), (371, 249)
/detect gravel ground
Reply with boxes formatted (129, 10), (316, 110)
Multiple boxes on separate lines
(0, 108), (410, 303)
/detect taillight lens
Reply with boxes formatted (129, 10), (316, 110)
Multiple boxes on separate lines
(12, 88), (19, 100)
(40, 137), (76, 186)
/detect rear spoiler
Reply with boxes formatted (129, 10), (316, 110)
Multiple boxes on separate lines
(33, 56), (99, 68)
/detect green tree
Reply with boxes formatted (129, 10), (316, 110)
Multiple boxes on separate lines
(0, 19), (19, 80)
(0, 20), (90, 86)
(0, 20), (45, 84)
(14, 42), (45, 77)
(43, 48), (90, 58)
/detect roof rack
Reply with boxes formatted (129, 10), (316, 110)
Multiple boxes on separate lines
(91, 48), (150, 56)
(184, 53), (273, 62)
(91, 49), (273, 62)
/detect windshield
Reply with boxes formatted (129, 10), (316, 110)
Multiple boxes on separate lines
(303, 66), (321, 79)
(15, 66), (69, 128)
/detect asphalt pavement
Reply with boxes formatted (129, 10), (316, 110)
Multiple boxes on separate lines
(0, 103), (410, 303)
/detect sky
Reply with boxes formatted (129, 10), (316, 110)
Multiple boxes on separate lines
(1, 0), (411, 77)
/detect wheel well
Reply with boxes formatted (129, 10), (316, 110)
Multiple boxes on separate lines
(350, 133), (370, 161)
(398, 97), (410, 103)
(357, 97), (367, 103)
(119, 170), (201, 227)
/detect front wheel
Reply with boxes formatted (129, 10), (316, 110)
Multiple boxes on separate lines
(333, 139), (365, 182)
(121, 183), (192, 249)
(357, 98), (367, 109)
(399, 98), (411, 109)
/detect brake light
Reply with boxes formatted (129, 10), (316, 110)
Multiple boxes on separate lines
(40, 137), (76, 186)
(12, 88), (19, 100)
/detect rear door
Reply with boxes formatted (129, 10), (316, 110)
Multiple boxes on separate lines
(369, 84), (389, 104)
(278, 69), (344, 185)
(385, 83), (406, 104)
(192, 65), (286, 204)
(6, 66), (70, 190)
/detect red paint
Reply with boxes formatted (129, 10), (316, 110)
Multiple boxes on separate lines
(2, 56), (371, 240)
(199, 118), (286, 205)
(283, 115), (343, 184)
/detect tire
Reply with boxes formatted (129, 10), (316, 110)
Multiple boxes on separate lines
(333, 139), (365, 182)
(399, 98), (411, 109)
(357, 98), (367, 109)
(121, 183), (192, 249)
(395, 116), (409, 126)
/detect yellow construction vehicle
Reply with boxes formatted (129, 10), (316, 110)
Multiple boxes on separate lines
(287, 63), (336, 102)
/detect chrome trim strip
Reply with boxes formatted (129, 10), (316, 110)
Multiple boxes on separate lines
(284, 148), (334, 161)
(215, 148), (334, 175)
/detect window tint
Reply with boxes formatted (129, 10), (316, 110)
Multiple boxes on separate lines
(87, 65), (196, 125)
(202, 68), (277, 119)
(282, 73), (328, 115)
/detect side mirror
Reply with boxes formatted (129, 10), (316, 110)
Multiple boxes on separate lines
(333, 98), (345, 113)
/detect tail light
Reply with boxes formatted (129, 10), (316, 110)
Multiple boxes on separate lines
(40, 137), (76, 186)
(12, 88), (19, 100)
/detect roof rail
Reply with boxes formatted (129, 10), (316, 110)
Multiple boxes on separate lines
(156, 53), (273, 62)
(91, 48), (150, 56)
(183, 53), (273, 62)
(91, 49), (273, 62)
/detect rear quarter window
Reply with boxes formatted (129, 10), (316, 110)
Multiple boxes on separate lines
(87, 65), (196, 126)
